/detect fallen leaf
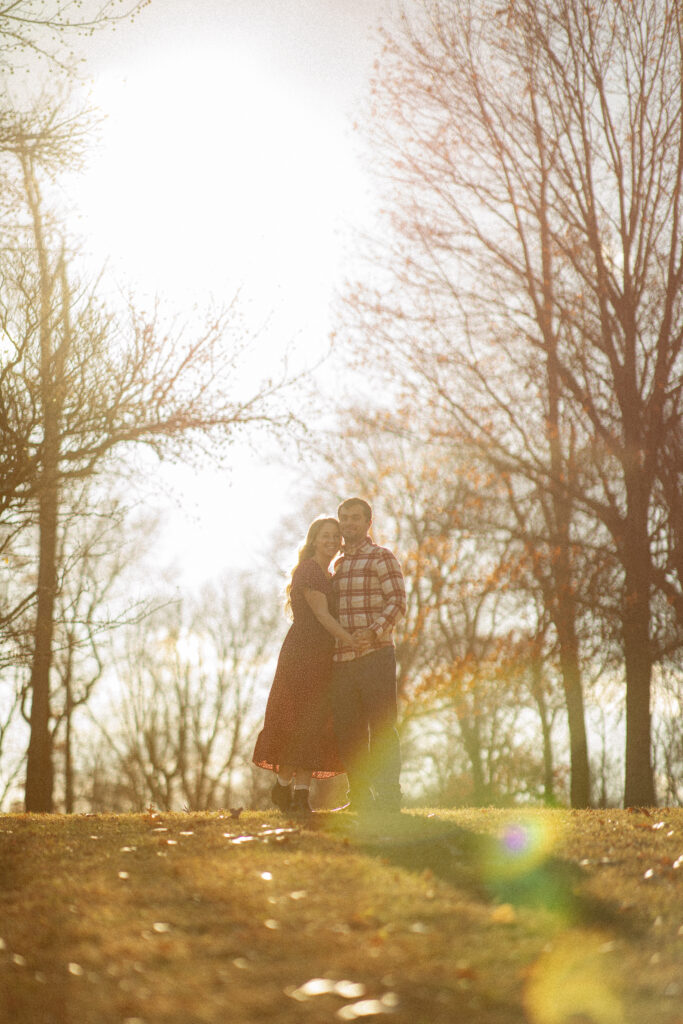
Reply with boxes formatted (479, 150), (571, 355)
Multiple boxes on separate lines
(335, 981), (367, 999)
(336, 995), (398, 1019)
(491, 903), (517, 924)
(455, 963), (477, 980)
(288, 978), (337, 1000)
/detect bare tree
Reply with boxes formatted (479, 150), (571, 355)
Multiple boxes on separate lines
(89, 575), (279, 812)
(0, 668), (23, 805)
(0, 0), (150, 70)
(46, 486), (162, 811)
(0, 105), (297, 811)
(343, 0), (683, 805)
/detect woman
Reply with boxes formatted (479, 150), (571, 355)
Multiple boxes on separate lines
(252, 517), (364, 815)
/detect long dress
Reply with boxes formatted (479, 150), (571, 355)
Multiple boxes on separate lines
(252, 558), (345, 778)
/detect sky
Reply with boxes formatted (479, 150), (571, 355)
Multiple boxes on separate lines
(59, 0), (395, 587)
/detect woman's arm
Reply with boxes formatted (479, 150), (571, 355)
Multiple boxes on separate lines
(303, 589), (367, 649)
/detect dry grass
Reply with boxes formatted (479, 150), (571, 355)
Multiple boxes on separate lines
(0, 807), (682, 1024)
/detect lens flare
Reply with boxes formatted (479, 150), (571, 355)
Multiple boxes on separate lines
(485, 817), (558, 882)
(480, 816), (577, 918)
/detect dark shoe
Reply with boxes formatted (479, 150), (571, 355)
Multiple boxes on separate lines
(290, 787), (312, 816)
(271, 779), (292, 812)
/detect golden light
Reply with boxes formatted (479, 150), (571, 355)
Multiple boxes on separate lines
(524, 930), (623, 1024)
(74, 41), (368, 320)
(63, 37), (373, 577)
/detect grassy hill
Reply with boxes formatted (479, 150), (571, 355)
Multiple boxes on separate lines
(1, 807), (682, 1023)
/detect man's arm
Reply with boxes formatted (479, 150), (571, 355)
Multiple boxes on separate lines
(369, 548), (406, 636)
(303, 589), (370, 650)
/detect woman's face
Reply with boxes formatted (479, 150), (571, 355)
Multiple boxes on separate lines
(313, 522), (341, 562)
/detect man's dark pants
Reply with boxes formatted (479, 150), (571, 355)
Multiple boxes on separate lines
(329, 647), (401, 808)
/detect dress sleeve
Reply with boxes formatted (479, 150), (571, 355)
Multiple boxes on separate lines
(290, 559), (328, 596)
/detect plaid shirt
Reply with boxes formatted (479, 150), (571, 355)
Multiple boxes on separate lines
(332, 538), (406, 662)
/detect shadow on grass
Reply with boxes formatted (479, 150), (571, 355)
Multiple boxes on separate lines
(311, 810), (625, 932)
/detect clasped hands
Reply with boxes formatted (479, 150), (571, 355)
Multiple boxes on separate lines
(349, 628), (375, 653)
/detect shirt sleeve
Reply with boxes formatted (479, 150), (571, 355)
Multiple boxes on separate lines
(291, 559), (328, 596)
(369, 549), (406, 635)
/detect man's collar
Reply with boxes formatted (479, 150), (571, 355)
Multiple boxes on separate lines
(340, 537), (374, 557)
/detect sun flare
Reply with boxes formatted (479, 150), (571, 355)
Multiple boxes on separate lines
(61, 31), (373, 580)
(74, 42), (367, 317)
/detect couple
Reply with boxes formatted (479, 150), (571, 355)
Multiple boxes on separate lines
(252, 497), (406, 816)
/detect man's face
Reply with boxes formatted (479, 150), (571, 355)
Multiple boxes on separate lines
(339, 505), (371, 546)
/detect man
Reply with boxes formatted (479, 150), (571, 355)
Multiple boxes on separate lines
(331, 497), (407, 813)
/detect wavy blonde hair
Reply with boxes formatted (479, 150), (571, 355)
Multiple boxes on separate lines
(285, 516), (340, 615)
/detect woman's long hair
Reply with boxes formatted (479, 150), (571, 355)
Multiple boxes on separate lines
(285, 517), (340, 615)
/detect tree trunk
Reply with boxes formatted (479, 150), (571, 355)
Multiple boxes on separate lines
(25, 482), (58, 811)
(556, 613), (591, 807)
(529, 655), (555, 805)
(622, 589), (655, 806)
(622, 506), (656, 806)
(22, 150), (63, 813)
(64, 660), (74, 814)
(537, 124), (591, 808)
(459, 713), (488, 805)
(619, 348), (656, 805)
(543, 456), (591, 807)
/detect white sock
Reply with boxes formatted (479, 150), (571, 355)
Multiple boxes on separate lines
(293, 784), (309, 791)
(276, 775), (292, 787)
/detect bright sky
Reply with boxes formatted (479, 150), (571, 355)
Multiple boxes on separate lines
(64, 0), (392, 586)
